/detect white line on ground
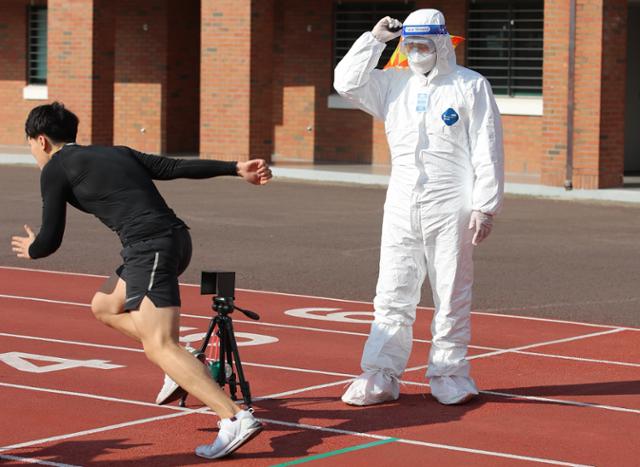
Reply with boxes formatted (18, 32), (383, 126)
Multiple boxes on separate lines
(0, 454), (80, 467)
(3, 295), (639, 368)
(0, 382), (593, 467)
(257, 378), (354, 400)
(2, 265), (638, 331)
(467, 328), (626, 360)
(398, 381), (640, 415)
(0, 408), (208, 451)
(258, 418), (593, 467)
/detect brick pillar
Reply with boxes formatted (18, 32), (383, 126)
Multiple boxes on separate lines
(592, 0), (626, 188)
(48, 0), (115, 145)
(541, 0), (571, 187)
(200, 0), (274, 161)
(114, 0), (168, 154)
(542, 0), (626, 189)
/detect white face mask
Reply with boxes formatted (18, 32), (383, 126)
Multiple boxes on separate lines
(408, 50), (437, 75)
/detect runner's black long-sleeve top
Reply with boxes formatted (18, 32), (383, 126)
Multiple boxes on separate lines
(28, 144), (238, 259)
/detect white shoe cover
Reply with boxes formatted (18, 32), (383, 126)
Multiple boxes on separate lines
(429, 375), (478, 405)
(341, 371), (400, 406)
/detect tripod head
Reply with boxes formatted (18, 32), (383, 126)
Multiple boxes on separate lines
(201, 271), (260, 320)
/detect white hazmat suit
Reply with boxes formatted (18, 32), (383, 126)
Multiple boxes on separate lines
(334, 9), (504, 406)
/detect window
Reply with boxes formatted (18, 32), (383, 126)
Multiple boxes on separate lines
(334, 1), (415, 70)
(467, 0), (543, 96)
(27, 6), (48, 85)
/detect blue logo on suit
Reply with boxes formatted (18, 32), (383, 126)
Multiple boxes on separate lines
(441, 108), (459, 126)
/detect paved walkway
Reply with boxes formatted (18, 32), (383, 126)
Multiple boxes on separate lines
(3, 145), (640, 204)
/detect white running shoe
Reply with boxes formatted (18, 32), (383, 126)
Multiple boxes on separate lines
(155, 345), (201, 405)
(341, 370), (399, 406)
(155, 373), (186, 405)
(429, 375), (479, 405)
(195, 409), (264, 459)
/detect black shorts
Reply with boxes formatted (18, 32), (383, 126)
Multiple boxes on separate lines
(116, 226), (192, 311)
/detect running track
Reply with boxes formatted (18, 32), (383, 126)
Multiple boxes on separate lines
(0, 266), (639, 466)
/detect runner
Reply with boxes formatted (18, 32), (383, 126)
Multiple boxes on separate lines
(11, 102), (270, 459)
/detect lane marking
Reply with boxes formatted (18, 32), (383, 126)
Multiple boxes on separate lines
(0, 409), (208, 452)
(0, 382), (594, 467)
(467, 328), (626, 360)
(0, 382), (193, 412)
(259, 419), (593, 467)
(3, 295), (639, 368)
(0, 294), (89, 308)
(4, 328), (640, 376)
(0, 332), (355, 378)
(270, 438), (399, 466)
(257, 379), (354, 400)
(398, 381), (640, 415)
(2, 265), (638, 331)
(0, 454), (80, 467)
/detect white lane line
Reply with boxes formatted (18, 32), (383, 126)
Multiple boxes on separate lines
(0, 409), (208, 451)
(468, 328), (626, 360)
(512, 350), (640, 368)
(0, 266), (109, 279)
(5, 327), (640, 378)
(0, 454), (80, 467)
(480, 390), (640, 415)
(399, 380), (640, 415)
(239, 362), (354, 379)
(4, 341), (639, 418)
(0, 382), (191, 412)
(4, 295), (639, 368)
(181, 312), (380, 339)
(2, 265), (638, 331)
(0, 332), (144, 353)
(257, 379), (354, 400)
(0, 332), (355, 378)
(258, 418), (593, 467)
(0, 382), (592, 467)
(0, 294), (89, 308)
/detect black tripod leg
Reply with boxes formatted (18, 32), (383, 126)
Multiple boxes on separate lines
(224, 317), (252, 407)
(180, 316), (218, 407)
(220, 317), (237, 401)
(216, 322), (228, 387)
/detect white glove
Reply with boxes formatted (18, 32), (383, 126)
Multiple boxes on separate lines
(468, 211), (494, 246)
(371, 17), (403, 43)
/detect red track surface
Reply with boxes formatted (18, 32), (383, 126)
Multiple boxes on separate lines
(1, 266), (639, 466)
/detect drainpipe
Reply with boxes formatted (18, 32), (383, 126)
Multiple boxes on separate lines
(565, 0), (577, 190)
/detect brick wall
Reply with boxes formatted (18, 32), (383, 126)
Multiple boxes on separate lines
(114, 0), (167, 153)
(48, 0), (115, 145)
(249, 0), (275, 161)
(541, 0), (626, 189)
(0, 0), (47, 145)
(503, 116), (543, 181)
(200, 0), (252, 161)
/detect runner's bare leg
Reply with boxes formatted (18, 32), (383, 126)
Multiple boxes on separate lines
(91, 276), (141, 342)
(130, 296), (240, 419)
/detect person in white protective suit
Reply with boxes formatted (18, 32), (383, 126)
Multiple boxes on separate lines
(334, 9), (504, 406)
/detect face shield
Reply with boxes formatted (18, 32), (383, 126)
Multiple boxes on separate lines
(400, 36), (437, 75)
(400, 22), (449, 76)
(400, 37), (436, 56)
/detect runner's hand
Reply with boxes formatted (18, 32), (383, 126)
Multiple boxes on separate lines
(11, 225), (35, 259)
(237, 159), (272, 185)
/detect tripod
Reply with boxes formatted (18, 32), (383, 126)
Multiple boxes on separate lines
(179, 295), (260, 408)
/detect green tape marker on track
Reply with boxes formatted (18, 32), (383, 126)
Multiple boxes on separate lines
(271, 437), (399, 466)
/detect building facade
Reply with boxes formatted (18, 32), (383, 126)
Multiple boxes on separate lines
(0, 0), (638, 189)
